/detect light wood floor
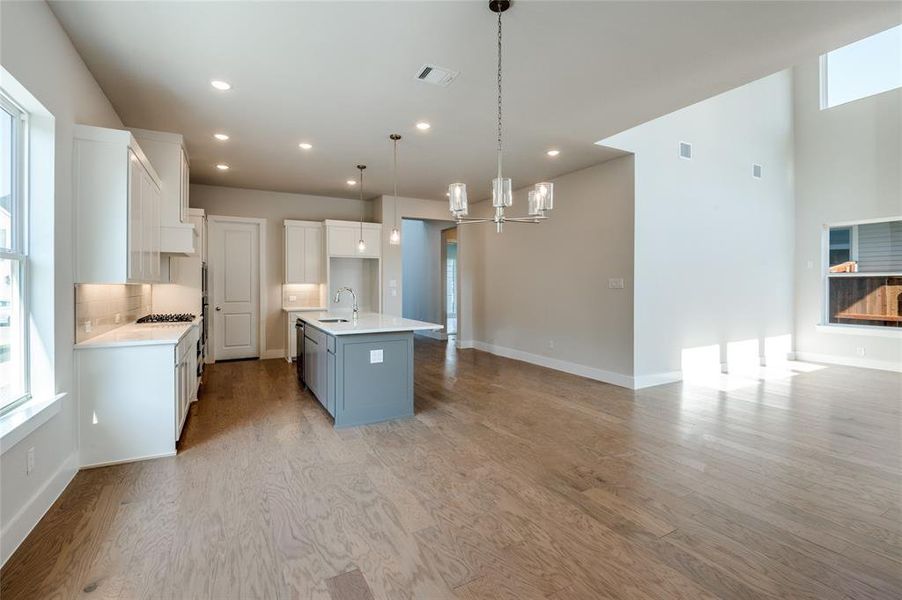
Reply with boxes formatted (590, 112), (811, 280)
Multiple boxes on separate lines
(2, 339), (901, 599)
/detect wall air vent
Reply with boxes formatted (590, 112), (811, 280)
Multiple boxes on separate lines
(415, 64), (459, 87)
(679, 141), (692, 160)
(753, 164), (763, 178)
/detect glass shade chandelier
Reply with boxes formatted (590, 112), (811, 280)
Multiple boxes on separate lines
(356, 164), (367, 252)
(448, 0), (554, 232)
(389, 134), (402, 245)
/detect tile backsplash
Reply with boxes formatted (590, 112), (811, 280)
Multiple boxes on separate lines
(282, 283), (324, 308)
(75, 284), (152, 343)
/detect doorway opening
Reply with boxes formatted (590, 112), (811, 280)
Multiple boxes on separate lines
(442, 227), (458, 337)
(400, 219), (457, 340)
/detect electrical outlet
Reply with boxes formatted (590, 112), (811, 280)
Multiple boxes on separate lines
(391, 288), (398, 297)
(26, 447), (35, 475)
(114, 313), (121, 324)
(806, 260), (814, 269)
(548, 340), (555, 350)
(608, 278), (625, 289)
(370, 349), (384, 364)
(856, 346), (866, 357)
(84, 320), (92, 333)
(288, 295), (297, 302)
(389, 279), (398, 287)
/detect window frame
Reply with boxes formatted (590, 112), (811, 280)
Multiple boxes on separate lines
(821, 216), (902, 330)
(820, 25), (902, 110)
(0, 89), (30, 415)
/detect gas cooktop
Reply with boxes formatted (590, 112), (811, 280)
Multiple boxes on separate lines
(136, 313), (196, 324)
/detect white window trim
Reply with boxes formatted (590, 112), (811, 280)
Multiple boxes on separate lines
(0, 65), (58, 453)
(0, 89), (30, 415)
(820, 217), (902, 330)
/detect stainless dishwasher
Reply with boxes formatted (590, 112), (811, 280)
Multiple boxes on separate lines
(295, 318), (306, 389)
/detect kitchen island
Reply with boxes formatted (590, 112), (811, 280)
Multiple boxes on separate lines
(298, 312), (442, 427)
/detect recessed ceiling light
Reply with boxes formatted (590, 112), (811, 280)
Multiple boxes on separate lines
(416, 122), (431, 131)
(346, 179), (357, 185)
(210, 80), (231, 91)
(216, 164), (230, 171)
(213, 133), (229, 141)
(298, 142), (313, 150)
(546, 149), (560, 157)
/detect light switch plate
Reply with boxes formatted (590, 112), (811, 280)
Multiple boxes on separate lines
(608, 278), (625, 289)
(370, 349), (384, 364)
(289, 295), (297, 301)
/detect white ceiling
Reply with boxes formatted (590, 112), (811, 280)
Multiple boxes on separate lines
(49, 1), (901, 201)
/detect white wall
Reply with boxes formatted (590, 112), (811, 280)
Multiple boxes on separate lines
(602, 71), (795, 383)
(189, 184), (370, 355)
(0, 0), (124, 564)
(401, 219), (454, 328)
(374, 195), (454, 317)
(792, 60), (902, 370)
(464, 156), (637, 386)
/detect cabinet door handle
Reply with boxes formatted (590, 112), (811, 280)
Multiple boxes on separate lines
(215, 306), (222, 311)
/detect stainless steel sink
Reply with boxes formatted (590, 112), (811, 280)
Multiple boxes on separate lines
(318, 318), (349, 323)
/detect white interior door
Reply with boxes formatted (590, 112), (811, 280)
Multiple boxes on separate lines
(210, 218), (260, 360)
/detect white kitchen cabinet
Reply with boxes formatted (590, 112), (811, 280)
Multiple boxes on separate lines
(75, 322), (200, 467)
(284, 220), (323, 283)
(325, 219), (382, 258)
(188, 208), (207, 262)
(74, 125), (162, 284)
(129, 128), (196, 254)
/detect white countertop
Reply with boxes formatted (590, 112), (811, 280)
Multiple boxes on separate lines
(282, 306), (327, 313)
(74, 317), (201, 349)
(298, 312), (443, 336)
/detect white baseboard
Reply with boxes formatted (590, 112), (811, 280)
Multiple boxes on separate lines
(794, 351), (902, 373)
(1, 452), (78, 566)
(632, 371), (683, 389)
(261, 349), (285, 360)
(457, 339), (475, 349)
(470, 340), (637, 389)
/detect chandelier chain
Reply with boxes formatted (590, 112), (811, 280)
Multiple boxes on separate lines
(497, 9), (503, 178)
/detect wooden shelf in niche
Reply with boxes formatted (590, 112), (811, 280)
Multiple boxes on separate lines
(829, 275), (902, 327)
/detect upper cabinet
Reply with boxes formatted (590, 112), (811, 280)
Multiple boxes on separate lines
(284, 220), (323, 284)
(129, 128), (195, 254)
(74, 125), (162, 284)
(325, 220), (382, 258)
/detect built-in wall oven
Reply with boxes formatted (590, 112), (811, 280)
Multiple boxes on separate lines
(295, 318), (305, 388)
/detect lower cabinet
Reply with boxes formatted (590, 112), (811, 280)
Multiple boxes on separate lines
(76, 323), (200, 467)
(304, 324), (335, 417)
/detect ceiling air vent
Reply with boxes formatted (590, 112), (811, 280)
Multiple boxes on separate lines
(415, 64), (459, 87)
(679, 141), (692, 160)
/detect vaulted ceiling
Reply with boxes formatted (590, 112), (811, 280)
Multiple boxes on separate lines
(50, 1), (901, 200)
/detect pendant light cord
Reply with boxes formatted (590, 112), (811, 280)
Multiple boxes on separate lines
(358, 166), (364, 239)
(496, 9), (503, 181)
(393, 138), (399, 227)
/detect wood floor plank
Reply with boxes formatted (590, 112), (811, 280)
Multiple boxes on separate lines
(1, 339), (900, 599)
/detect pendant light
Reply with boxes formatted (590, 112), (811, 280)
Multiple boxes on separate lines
(389, 134), (402, 245)
(356, 164), (367, 253)
(447, 0), (555, 232)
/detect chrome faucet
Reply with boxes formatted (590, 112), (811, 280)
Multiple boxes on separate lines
(333, 287), (359, 320)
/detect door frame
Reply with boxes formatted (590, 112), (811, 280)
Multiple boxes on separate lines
(207, 215), (267, 362)
(440, 227), (458, 337)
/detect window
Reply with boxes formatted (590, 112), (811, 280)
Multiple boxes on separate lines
(821, 25), (902, 109)
(828, 226), (853, 267)
(0, 91), (27, 412)
(825, 219), (902, 328)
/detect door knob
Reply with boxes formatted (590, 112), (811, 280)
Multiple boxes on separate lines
(215, 306), (222, 311)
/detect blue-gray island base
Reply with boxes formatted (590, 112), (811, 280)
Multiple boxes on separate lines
(299, 312), (442, 427)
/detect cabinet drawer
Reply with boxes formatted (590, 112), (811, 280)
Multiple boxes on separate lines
(305, 324), (326, 347)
